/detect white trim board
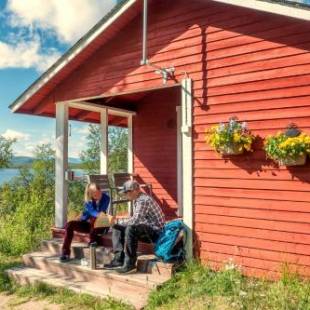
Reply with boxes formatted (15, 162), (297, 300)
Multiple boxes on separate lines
(181, 78), (193, 260)
(67, 101), (136, 117)
(212, 0), (310, 21)
(176, 106), (183, 218)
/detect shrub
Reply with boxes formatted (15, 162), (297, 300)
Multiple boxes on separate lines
(0, 144), (82, 256)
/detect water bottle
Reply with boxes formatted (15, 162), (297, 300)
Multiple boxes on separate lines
(80, 258), (88, 267)
(89, 242), (97, 270)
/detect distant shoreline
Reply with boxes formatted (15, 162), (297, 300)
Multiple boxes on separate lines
(8, 163), (84, 169)
(0, 168), (85, 185)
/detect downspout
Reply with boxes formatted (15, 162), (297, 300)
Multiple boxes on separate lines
(140, 0), (149, 65)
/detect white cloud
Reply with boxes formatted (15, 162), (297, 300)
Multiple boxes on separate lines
(1, 124), (90, 158)
(76, 126), (90, 136)
(0, 129), (53, 157)
(0, 36), (61, 72)
(0, 1), (117, 72)
(1, 129), (30, 141)
(69, 122), (90, 158)
(7, 0), (117, 44)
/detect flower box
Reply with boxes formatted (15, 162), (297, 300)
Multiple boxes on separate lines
(264, 125), (310, 167)
(217, 145), (244, 155)
(205, 117), (255, 156)
(278, 154), (307, 167)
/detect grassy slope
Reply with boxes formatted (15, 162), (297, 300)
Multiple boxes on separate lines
(147, 261), (310, 310)
(1, 256), (310, 310)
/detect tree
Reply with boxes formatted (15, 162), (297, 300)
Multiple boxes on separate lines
(108, 126), (128, 173)
(80, 124), (128, 174)
(80, 124), (101, 173)
(0, 136), (15, 168)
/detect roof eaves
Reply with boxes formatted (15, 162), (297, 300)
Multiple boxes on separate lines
(9, 0), (133, 112)
(261, 0), (310, 10)
(212, 0), (310, 20)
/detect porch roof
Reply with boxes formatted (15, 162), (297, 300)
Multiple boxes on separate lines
(9, 0), (310, 118)
(54, 84), (180, 126)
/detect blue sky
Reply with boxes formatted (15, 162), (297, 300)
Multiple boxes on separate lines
(0, 0), (117, 157)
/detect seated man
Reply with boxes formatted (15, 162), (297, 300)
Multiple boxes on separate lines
(104, 180), (165, 273)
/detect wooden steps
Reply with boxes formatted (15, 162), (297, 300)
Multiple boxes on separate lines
(51, 227), (154, 254)
(41, 239), (113, 265)
(6, 239), (175, 309)
(7, 265), (148, 309)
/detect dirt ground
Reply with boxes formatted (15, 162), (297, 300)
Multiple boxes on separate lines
(0, 293), (60, 310)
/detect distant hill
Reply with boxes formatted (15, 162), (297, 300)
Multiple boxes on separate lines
(10, 156), (82, 167)
(11, 156), (34, 165)
(69, 157), (82, 164)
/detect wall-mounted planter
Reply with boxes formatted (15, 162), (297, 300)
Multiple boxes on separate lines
(216, 145), (244, 156)
(264, 124), (310, 167)
(205, 117), (255, 156)
(278, 154), (307, 167)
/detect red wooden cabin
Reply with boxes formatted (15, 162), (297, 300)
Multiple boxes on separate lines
(10, 0), (310, 279)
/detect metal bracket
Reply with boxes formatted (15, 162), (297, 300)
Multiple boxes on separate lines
(155, 67), (175, 84)
(181, 125), (191, 134)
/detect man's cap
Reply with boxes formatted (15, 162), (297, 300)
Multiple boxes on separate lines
(119, 180), (140, 194)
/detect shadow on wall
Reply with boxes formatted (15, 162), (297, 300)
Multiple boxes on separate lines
(133, 88), (180, 219)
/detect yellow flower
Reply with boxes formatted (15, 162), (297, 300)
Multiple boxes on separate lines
(233, 133), (241, 143)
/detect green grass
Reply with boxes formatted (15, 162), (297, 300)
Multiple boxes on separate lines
(146, 260), (310, 310)
(2, 255), (310, 310)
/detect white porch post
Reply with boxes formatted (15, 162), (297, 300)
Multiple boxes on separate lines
(128, 115), (133, 174)
(100, 108), (108, 174)
(55, 102), (69, 228)
(181, 78), (193, 260)
(127, 115), (134, 215)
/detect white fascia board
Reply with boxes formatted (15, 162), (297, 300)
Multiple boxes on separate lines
(11, 0), (137, 113)
(67, 101), (136, 117)
(212, 0), (310, 21)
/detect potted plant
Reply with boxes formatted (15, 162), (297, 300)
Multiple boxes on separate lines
(205, 117), (255, 155)
(264, 124), (310, 166)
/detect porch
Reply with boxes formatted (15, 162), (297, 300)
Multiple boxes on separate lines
(6, 80), (193, 309)
(54, 80), (193, 257)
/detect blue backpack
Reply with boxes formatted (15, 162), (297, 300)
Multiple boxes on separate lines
(154, 219), (186, 263)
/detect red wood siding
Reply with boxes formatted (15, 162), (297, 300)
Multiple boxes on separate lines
(37, 0), (310, 277)
(133, 88), (179, 218)
(189, 3), (310, 278)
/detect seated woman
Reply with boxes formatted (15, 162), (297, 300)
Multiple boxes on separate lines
(60, 182), (110, 261)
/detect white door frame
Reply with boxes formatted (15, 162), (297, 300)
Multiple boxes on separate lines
(176, 106), (183, 218)
(181, 78), (193, 259)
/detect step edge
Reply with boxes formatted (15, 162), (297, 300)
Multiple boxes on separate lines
(6, 266), (147, 309)
(22, 252), (165, 288)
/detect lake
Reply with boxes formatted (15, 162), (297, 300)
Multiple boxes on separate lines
(0, 169), (85, 185)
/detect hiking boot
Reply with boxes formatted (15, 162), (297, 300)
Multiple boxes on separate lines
(116, 264), (136, 274)
(103, 257), (123, 269)
(103, 251), (124, 269)
(59, 254), (70, 262)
